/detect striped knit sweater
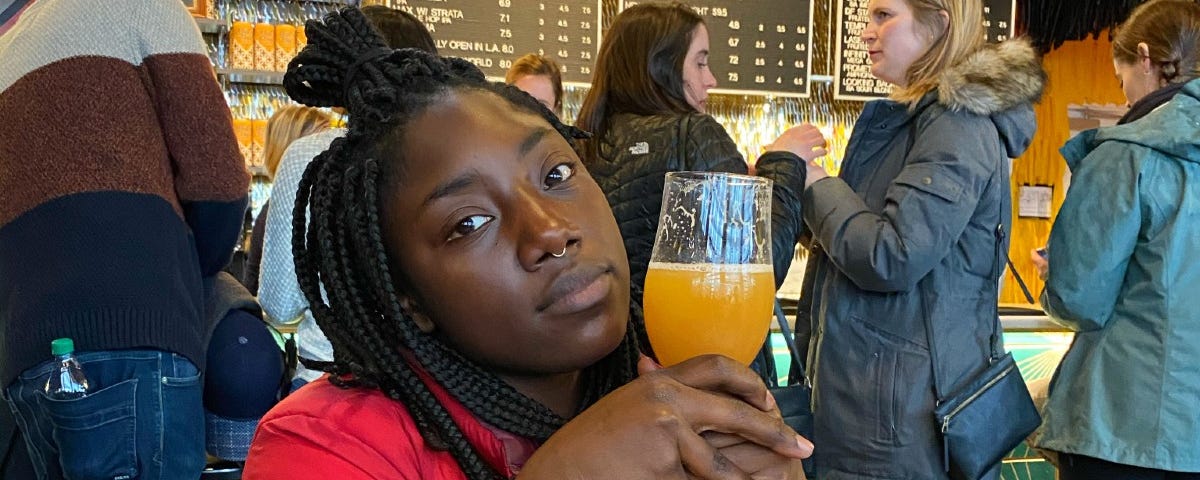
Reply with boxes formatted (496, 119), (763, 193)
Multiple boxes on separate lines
(0, 0), (249, 386)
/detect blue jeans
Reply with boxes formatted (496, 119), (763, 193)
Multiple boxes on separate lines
(2, 349), (205, 480)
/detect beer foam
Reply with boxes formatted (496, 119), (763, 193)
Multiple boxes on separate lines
(647, 262), (773, 273)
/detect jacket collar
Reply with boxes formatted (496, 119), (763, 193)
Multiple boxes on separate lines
(402, 350), (539, 476)
(935, 38), (1046, 116)
(1062, 77), (1200, 170)
(1118, 82), (1186, 124)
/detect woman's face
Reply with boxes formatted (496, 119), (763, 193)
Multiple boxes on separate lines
(861, 0), (936, 87)
(1113, 57), (1164, 107)
(512, 74), (559, 115)
(380, 89), (630, 377)
(680, 24), (718, 112)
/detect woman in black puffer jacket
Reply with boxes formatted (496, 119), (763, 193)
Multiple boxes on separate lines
(576, 2), (825, 356)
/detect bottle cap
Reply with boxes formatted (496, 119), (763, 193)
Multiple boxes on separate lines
(51, 338), (75, 356)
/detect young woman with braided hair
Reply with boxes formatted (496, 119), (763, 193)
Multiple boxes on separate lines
(243, 8), (813, 480)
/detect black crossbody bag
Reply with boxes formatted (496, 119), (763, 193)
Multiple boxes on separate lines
(925, 186), (1041, 480)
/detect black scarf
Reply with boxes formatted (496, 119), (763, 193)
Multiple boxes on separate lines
(1118, 82), (1188, 125)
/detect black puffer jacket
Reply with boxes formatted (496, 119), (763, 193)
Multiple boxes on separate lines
(585, 112), (807, 349)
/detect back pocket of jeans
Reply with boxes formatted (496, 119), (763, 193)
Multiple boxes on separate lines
(160, 360), (205, 474)
(41, 378), (139, 480)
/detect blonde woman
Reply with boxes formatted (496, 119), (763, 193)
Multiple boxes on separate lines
(797, 0), (1045, 477)
(246, 106), (332, 293)
(263, 106), (333, 180)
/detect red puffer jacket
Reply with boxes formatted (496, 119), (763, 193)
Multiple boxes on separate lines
(243, 369), (538, 479)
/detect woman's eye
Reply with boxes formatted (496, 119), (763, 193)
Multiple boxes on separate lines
(545, 163), (575, 188)
(448, 215), (493, 241)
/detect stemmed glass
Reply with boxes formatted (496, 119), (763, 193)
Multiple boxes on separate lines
(643, 172), (775, 366)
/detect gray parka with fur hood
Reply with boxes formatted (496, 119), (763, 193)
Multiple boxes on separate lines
(799, 39), (1045, 480)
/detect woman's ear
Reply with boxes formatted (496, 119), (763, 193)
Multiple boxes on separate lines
(400, 297), (436, 333)
(936, 9), (949, 38)
(1137, 42), (1153, 73)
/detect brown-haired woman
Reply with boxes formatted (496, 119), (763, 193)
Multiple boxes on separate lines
(798, 0), (1045, 477)
(505, 53), (563, 116)
(1032, 1), (1200, 478)
(576, 2), (827, 355)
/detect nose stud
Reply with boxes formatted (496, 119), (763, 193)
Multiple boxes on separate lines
(551, 247), (567, 258)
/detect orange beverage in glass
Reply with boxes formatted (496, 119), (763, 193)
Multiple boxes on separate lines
(644, 262), (774, 366)
(643, 172), (774, 366)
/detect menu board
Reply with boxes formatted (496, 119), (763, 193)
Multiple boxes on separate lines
(833, 0), (1018, 101)
(983, 0), (1016, 44)
(622, 0), (814, 97)
(396, 0), (602, 85)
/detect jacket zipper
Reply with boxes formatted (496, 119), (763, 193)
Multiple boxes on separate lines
(940, 362), (1014, 433)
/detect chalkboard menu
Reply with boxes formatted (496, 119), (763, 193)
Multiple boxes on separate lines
(397, 0), (602, 85)
(621, 0), (814, 97)
(833, 0), (1017, 101)
(983, 0), (1016, 44)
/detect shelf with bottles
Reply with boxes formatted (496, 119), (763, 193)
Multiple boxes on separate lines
(215, 68), (285, 85)
(195, 17), (228, 34)
(198, 0), (356, 83)
(227, 84), (290, 175)
(224, 83), (344, 180)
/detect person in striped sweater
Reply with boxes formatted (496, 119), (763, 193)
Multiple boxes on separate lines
(0, 0), (249, 478)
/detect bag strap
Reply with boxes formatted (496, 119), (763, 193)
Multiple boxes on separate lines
(988, 226), (1004, 361)
(279, 333), (298, 400)
(1006, 256), (1036, 304)
(677, 115), (691, 165)
(920, 155), (1010, 403)
(773, 300), (810, 387)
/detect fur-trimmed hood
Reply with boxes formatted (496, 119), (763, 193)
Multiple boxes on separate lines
(937, 38), (1046, 116)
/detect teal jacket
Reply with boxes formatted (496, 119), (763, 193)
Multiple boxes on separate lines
(1037, 77), (1200, 471)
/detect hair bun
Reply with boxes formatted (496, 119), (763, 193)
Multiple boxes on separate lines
(444, 57), (486, 82)
(1161, 60), (1180, 81)
(283, 7), (393, 109)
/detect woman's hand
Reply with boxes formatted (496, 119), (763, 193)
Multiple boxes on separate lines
(702, 432), (807, 480)
(767, 124), (828, 162)
(1030, 248), (1049, 280)
(638, 357), (809, 480)
(519, 355), (811, 480)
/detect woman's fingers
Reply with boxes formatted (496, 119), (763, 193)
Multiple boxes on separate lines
(656, 355), (778, 412)
(677, 425), (754, 480)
